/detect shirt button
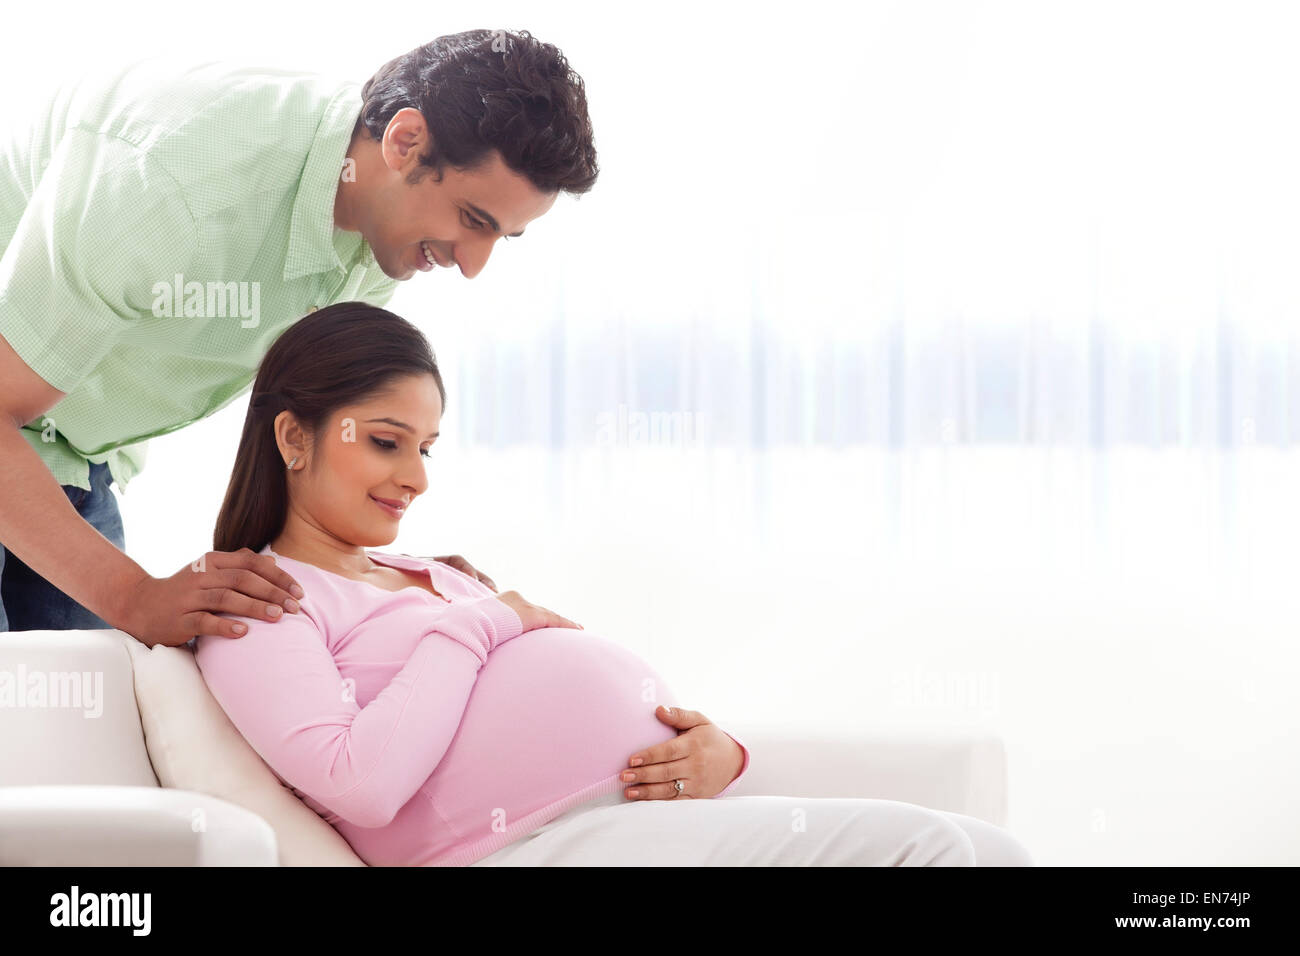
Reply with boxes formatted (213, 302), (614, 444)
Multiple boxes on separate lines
(306, 306), (319, 314)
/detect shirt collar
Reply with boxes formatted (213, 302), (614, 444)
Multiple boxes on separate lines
(283, 82), (377, 281)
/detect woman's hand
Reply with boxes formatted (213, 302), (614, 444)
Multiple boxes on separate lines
(620, 706), (745, 800)
(492, 589), (583, 633)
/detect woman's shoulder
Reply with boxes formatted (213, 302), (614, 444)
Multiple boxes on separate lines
(258, 544), (351, 589)
(192, 546), (340, 661)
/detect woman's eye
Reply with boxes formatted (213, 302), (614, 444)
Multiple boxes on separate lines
(372, 436), (432, 459)
(462, 210), (485, 230)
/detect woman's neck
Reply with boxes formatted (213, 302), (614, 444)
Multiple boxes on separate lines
(267, 531), (381, 580)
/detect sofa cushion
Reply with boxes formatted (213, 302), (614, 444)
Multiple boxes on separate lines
(123, 637), (364, 866)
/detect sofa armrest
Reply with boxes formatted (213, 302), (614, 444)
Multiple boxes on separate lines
(720, 724), (1009, 826)
(0, 786), (278, 866)
(0, 629), (159, 787)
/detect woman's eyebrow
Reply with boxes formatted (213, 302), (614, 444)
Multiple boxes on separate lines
(365, 417), (439, 439)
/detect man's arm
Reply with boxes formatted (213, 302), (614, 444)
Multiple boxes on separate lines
(0, 332), (148, 631)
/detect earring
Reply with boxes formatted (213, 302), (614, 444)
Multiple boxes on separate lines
(287, 457), (299, 470)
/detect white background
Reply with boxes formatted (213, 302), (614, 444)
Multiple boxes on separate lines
(4, 0), (1299, 864)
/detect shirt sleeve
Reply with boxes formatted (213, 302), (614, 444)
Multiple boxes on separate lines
(715, 728), (752, 798)
(193, 594), (525, 829)
(0, 127), (198, 394)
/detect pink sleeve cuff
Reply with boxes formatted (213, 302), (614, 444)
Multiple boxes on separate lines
(715, 728), (751, 798)
(477, 594), (524, 648)
(427, 595), (525, 661)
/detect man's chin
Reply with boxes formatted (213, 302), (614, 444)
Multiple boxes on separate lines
(378, 257), (414, 281)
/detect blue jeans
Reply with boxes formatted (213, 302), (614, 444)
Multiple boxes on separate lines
(0, 461), (126, 632)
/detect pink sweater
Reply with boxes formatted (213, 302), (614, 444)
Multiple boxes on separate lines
(193, 545), (751, 866)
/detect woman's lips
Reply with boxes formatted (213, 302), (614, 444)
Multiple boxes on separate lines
(370, 495), (406, 519)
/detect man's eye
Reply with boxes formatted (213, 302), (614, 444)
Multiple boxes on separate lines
(462, 210), (485, 229)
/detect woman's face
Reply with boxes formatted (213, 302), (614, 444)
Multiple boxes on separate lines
(277, 373), (443, 548)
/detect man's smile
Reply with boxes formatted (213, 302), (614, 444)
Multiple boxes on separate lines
(419, 239), (451, 270)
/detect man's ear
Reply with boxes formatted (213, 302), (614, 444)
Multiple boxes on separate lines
(382, 108), (433, 176)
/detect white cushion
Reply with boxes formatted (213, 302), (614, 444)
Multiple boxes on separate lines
(123, 638), (364, 866)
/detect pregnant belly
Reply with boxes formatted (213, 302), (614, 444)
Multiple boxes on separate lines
(422, 627), (680, 841)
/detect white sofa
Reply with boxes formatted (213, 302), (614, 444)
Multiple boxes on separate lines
(0, 628), (1011, 866)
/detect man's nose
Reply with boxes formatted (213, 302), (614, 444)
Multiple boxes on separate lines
(457, 235), (501, 279)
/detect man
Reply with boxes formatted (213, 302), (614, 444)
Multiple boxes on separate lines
(0, 29), (598, 648)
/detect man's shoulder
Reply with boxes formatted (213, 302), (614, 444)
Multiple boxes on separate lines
(58, 56), (359, 201)
(68, 56), (354, 127)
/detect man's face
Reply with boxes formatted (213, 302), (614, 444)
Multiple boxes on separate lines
(347, 108), (558, 281)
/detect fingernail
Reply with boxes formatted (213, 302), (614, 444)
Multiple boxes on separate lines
(290, 585), (305, 599)
(267, 604), (282, 617)
(232, 623), (247, 634)
(285, 598), (300, 614)
(629, 757), (643, 767)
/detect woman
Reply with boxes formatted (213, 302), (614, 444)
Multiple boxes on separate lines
(194, 302), (1034, 866)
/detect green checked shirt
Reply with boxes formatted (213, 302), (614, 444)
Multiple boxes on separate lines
(0, 56), (400, 493)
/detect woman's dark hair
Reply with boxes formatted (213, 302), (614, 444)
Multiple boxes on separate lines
(356, 28), (598, 196)
(213, 302), (445, 555)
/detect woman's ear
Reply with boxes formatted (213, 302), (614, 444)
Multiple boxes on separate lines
(273, 410), (308, 467)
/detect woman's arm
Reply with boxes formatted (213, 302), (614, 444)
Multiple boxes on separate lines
(194, 595), (523, 828)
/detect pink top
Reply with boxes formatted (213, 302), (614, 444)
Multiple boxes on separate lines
(193, 545), (751, 866)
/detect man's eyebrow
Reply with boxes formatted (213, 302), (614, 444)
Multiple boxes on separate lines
(466, 202), (524, 237)
(365, 418), (439, 440)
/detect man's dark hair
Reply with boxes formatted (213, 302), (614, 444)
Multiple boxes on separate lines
(357, 29), (598, 196)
